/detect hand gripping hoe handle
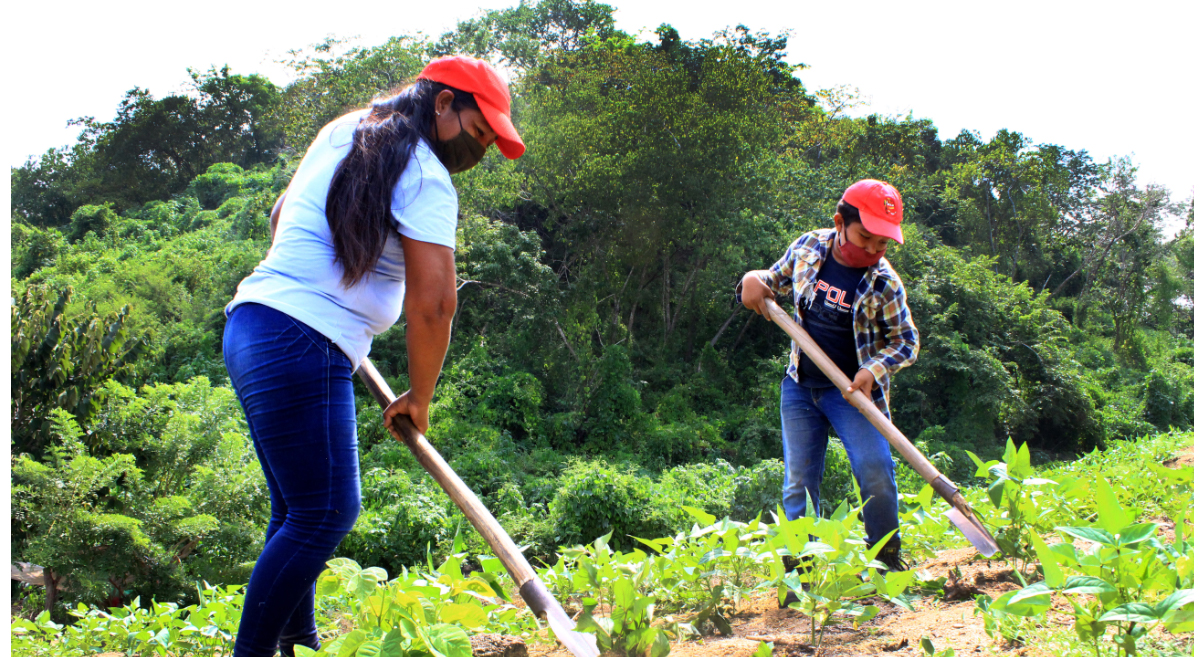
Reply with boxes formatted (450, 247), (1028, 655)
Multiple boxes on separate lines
(356, 358), (600, 657)
(760, 299), (1000, 557)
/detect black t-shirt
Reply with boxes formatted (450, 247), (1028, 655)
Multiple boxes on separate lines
(798, 256), (868, 388)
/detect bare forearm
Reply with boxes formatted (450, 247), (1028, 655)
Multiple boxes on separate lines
(404, 297), (456, 403)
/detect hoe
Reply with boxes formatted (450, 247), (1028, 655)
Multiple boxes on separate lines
(761, 298), (1001, 558)
(357, 359), (600, 657)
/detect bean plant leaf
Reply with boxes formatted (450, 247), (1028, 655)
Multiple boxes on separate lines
(1058, 526), (1117, 546)
(1008, 440), (1033, 479)
(477, 556), (505, 574)
(987, 478), (1005, 508)
(992, 589), (1050, 617)
(438, 603), (488, 628)
(1098, 603), (1158, 624)
(317, 573), (341, 597)
(426, 624), (472, 657)
(1155, 589), (1194, 615)
(1029, 532), (1062, 588)
(753, 641), (774, 657)
(1115, 523), (1159, 546)
(1011, 582), (1053, 604)
(337, 630), (367, 657)
(682, 505), (717, 527)
(380, 629), (407, 657)
(1062, 576), (1117, 596)
(328, 558), (361, 578)
(652, 628), (672, 657)
(1094, 478), (1132, 535)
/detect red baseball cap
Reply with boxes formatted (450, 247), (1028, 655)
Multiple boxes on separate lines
(418, 56), (526, 159)
(841, 179), (904, 244)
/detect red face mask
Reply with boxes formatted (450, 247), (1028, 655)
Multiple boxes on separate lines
(837, 229), (884, 268)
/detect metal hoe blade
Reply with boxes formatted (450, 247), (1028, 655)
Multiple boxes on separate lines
(520, 576), (599, 657)
(547, 608), (600, 657)
(945, 506), (1000, 558)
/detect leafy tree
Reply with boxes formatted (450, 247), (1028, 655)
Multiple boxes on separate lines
(11, 285), (143, 458)
(65, 203), (119, 242)
(11, 223), (67, 279)
(272, 36), (426, 149)
(10, 67), (282, 223)
(11, 410), (151, 616)
(432, 0), (619, 69)
(888, 227), (1101, 452)
(12, 376), (267, 614)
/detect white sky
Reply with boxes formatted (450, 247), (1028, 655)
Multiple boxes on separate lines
(4, 0), (1197, 210)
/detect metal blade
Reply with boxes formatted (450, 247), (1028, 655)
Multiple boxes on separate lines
(945, 507), (1001, 557)
(545, 606), (600, 657)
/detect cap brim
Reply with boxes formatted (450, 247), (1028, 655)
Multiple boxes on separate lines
(859, 213), (904, 244)
(479, 101), (525, 159)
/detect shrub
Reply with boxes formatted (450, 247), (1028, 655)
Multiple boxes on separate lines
(340, 468), (452, 573)
(1144, 366), (1194, 429)
(66, 203), (119, 242)
(652, 461), (737, 528)
(730, 459), (784, 522)
(189, 163), (247, 210)
(549, 460), (656, 550)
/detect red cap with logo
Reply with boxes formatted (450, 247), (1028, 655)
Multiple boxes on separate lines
(418, 56), (526, 159)
(841, 179), (904, 244)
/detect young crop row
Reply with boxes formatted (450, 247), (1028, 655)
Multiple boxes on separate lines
(12, 432), (1194, 657)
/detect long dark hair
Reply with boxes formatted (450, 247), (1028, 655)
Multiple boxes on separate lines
(326, 79), (478, 287)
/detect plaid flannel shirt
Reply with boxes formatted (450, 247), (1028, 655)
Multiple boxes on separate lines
(752, 228), (919, 413)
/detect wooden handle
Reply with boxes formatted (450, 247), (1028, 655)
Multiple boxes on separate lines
(761, 298), (944, 485)
(356, 358), (537, 586)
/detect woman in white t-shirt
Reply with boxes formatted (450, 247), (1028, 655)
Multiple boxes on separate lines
(222, 56), (525, 657)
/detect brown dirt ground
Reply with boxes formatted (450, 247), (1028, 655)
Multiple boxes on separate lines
(1162, 444), (1194, 470)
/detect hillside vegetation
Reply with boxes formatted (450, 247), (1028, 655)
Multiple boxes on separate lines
(10, 1), (1193, 654)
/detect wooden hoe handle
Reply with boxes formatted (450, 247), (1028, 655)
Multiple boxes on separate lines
(356, 359), (601, 657)
(761, 298), (954, 495)
(355, 358), (536, 585)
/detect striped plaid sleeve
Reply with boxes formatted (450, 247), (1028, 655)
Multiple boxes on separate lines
(861, 276), (920, 391)
(758, 236), (805, 299)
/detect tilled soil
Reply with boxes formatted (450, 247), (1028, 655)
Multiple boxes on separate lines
(526, 538), (1196, 657)
(526, 547), (1020, 657)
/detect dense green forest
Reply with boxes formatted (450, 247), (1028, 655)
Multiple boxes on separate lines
(10, 0), (1193, 621)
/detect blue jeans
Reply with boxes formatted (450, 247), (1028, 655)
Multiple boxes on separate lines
(224, 303), (362, 657)
(780, 376), (899, 547)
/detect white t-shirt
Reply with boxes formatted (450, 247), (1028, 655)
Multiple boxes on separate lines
(227, 109), (457, 369)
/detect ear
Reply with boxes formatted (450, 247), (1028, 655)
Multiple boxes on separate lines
(434, 89), (456, 115)
(832, 212), (844, 233)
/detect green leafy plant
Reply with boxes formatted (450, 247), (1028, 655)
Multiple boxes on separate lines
(574, 577), (671, 657)
(769, 496), (916, 651)
(634, 507), (772, 635)
(967, 438), (1087, 579)
(11, 583), (244, 656)
(300, 554), (529, 657)
(999, 479), (1193, 656)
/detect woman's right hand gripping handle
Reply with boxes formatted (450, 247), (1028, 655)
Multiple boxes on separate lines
(383, 235), (458, 435)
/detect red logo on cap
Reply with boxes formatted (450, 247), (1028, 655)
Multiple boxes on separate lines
(883, 197), (897, 216)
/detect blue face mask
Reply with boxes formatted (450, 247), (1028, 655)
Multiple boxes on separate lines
(434, 112), (486, 174)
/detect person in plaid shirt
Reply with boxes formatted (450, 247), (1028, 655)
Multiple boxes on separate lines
(739, 179), (918, 580)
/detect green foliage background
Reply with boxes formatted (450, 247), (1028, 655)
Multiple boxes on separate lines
(10, 0), (1193, 618)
